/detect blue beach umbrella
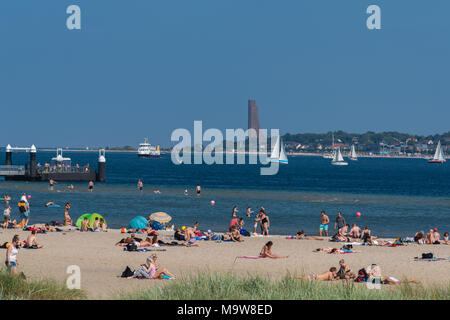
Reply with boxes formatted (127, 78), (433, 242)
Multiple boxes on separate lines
(129, 216), (149, 229)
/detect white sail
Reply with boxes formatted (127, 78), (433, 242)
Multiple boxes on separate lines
(331, 147), (348, 166)
(270, 136), (280, 160)
(336, 148), (344, 162)
(433, 141), (445, 161)
(350, 145), (357, 160)
(279, 139), (288, 164)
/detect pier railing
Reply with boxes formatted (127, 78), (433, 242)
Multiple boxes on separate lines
(37, 166), (91, 174)
(0, 165), (26, 176)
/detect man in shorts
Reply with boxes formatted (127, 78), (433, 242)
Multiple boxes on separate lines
(319, 211), (330, 236)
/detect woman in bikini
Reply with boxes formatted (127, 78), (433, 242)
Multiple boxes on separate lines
(260, 212), (270, 236)
(260, 241), (288, 259)
(63, 203), (72, 226)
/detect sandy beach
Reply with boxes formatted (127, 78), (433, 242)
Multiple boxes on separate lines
(1, 227), (450, 299)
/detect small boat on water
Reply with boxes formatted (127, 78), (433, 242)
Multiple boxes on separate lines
(331, 148), (348, 166)
(323, 132), (336, 159)
(428, 140), (446, 163)
(138, 138), (160, 158)
(349, 145), (358, 161)
(270, 136), (288, 164)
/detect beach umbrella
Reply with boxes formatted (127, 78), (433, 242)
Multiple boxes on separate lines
(88, 213), (106, 228)
(76, 213), (92, 228)
(149, 212), (172, 224)
(129, 216), (149, 229)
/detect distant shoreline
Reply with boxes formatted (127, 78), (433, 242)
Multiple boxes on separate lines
(37, 149), (443, 159)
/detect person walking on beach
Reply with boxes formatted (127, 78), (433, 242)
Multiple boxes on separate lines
(88, 181), (94, 192)
(137, 179), (143, 193)
(5, 235), (20, 275)
(334, 212), (346, 233)
(319, 211), (330, 237)
(196, 185), (201, 196)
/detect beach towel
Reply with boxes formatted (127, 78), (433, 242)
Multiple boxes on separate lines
(414, 257), (447, 262)
(123, 247), (167, 252)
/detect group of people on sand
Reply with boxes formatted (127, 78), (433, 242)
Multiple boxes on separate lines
(317, 211), (377, 244)
(228, 206), (270, 236)
(296, 260), (418, 285)
(3, 230), (46, 275)
(2, 193), (31, 229)
(414, 229), (449, 245)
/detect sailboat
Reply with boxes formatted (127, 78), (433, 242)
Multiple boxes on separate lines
(322, 132), (336, 159)
(270, 136), (288, 164)
(331, 147), (348, 166)
(428, 140), (446, 163)
(349, 145), (358, 161)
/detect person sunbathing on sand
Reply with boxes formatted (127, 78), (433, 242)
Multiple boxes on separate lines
(116, 234), (140, 246)
(25, 230), (43, 249)
(365, 264), (418, 285)
(228, 226), (242, 242)
(81, 217), (91, 232)
(426, 229), (437, 244)
(361, 226), (373, 244)
(414, 231), (425, 244)
(184, 227), (199, 247)
(336, 259), (353, 279)
(99, 218), (107, 232)
(442, 232), (449, 245)
(128, 255), (175, 280)
(260, 241), (288, 259)
(349, 223), (361, 239)
(296, 267), (338, 281)
(296, 230), (324, 240)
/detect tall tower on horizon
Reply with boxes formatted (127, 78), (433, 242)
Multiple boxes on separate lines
(248, 100), (260, 138)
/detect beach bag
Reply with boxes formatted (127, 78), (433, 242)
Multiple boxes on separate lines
(126, 243), (138, 252)
(355, 268), (368, 282)
(239, 229), (250, 237)
(422, 253), (433, 259)
(121, 266), (134, 278)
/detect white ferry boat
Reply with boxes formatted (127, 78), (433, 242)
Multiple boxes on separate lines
(138, 138), (160, 158)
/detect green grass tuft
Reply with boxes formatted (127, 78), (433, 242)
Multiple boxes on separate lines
(0, 268), (86, 300)
(116, 272), (450, 300)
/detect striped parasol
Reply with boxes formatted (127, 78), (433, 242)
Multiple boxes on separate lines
(149, 212), (172, 224)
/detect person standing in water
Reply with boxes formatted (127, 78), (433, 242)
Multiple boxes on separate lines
(137, 179), (144, 193)
(246, 206), (253, 218)
(196, 185), (201, 197)
(232, 206), (238, 217)
(49, 178), (55, 191)
(88, 181), (94, 193)
(184, 188), (188, 196)
(63, 203), (72, 226)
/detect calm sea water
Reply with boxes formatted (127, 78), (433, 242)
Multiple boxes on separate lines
(1, 151), (449, 237)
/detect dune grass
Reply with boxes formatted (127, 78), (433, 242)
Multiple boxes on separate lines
(0, 268), (85, 300)
(117, 272), (450, 300)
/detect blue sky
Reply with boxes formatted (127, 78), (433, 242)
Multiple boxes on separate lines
(0, 0), (449, 147)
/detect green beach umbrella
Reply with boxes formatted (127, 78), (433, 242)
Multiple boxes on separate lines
(88, 213), (106, 228)
(76, 213), (92, 228)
